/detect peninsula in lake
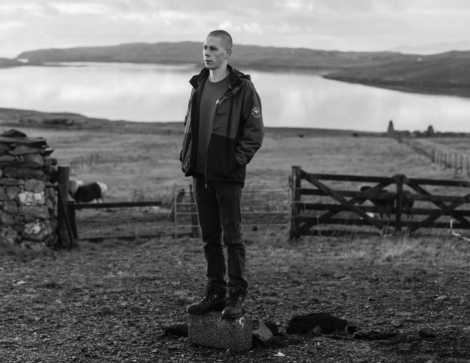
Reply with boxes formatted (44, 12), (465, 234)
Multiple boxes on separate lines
(4, 42), (470, 98)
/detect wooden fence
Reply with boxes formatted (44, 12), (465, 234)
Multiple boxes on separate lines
(56, 167), (161, 246)
(289, 166), (470, 238)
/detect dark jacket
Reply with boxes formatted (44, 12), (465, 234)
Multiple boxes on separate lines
(180, 65), (264, 186)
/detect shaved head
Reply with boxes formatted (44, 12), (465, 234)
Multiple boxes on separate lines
(207, 30), (233, 51)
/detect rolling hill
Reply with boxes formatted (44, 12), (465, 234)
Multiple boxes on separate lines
(11, 42), (470, 98)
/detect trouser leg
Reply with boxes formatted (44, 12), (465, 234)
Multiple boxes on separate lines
(215, 182), (248, 296)
(193, 176), (227, 293)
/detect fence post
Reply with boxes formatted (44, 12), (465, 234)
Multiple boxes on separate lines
(189, 184), (199, 237)
(289, 166), (302, 239)
(467, 156), (470, 176)
(57, 166), (76, 248)
(395, 174), (404, 232)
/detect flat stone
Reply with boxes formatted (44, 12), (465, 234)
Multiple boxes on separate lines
(252, 319), (273, 342)
(0, 161), (44, 169)
(0, 129), (27, 138)
(25, 179), (45, 193)
(24, 154), (45, 167)
(1, 201), (18, 214)
(0, 210), (15, 226)
(0, 155), (16, 162)
(0, 136), (47, 149)
(0, 178), (19, 186)
(19, 205), (49, 220)
(3, 168), (45, 180)
(188, 311), (252, 352)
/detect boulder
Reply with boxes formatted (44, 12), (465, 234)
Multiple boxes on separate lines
(188, 311), (252, 352)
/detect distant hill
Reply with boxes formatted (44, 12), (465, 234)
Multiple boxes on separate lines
(325, 50), (470, 98)
(390, 41), (470, 55)
(17, 41), (416, 72)
(0, 58), (24, 68)
(13, 42), (470, 98)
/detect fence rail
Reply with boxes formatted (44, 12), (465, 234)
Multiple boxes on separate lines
(289, 166), (470, 239)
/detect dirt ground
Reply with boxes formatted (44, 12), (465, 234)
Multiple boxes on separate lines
(2, 222), (470, 362)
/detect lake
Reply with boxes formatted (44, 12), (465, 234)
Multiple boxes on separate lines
(2, 62), (470, 132)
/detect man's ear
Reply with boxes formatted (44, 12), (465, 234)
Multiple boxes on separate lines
(225, 49), (232, 59)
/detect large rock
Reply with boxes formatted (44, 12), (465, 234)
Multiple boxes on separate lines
(3, 168), (45, 180)
(23, 221), (53, 242)
(24, 154), (45, 167)
(20, 205), (49, 221)
(0, 155), (16, 162)
(188, 312), (252, 352)
(24, 179), (45, 193)
(1, 201), (18, 214)
(18, 191), (46, 206)
(0, 210), (15, 226)
(0, 178), (19, 186)
(6, 186), (20, 200)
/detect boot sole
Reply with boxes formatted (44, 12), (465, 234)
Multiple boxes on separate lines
(187, 302), (226, 315)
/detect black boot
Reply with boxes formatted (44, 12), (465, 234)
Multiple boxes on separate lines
(187, 287), (226, 315)
(221, 287), (245, 319)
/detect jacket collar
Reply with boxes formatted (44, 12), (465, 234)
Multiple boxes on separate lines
(189, 64), (250, 91)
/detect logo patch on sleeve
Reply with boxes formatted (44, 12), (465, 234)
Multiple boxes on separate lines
(251, 107), (261, 118)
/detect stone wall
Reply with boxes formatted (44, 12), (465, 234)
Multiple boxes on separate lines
(0, 129), (58, 249)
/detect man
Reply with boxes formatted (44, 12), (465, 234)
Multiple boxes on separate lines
(180, 30), (264, 319)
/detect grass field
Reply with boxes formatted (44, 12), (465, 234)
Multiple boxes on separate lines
(2, 119), (470, 362)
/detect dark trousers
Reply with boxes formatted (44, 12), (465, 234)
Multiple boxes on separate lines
(193, 175), (248, 296)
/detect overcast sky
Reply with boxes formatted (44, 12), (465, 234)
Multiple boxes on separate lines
(1, 0), (470, 58)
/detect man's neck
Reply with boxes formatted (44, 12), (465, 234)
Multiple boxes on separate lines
(209, 66), (229, 82)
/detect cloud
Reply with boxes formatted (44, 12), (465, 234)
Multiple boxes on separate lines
(49, 3), (109, 15)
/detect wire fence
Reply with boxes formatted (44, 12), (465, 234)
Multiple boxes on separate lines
(399, 137), (470, 176)
(172, 186), (291, 238)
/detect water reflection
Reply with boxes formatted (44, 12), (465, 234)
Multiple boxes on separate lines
(1, 63), (470, 132)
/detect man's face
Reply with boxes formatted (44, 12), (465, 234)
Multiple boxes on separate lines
(203, 36), (230, 70)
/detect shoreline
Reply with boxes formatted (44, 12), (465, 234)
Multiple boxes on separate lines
(324, 74), (470, 99)
(3, 60), (470, 101)
(0, 106), (382, 137)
